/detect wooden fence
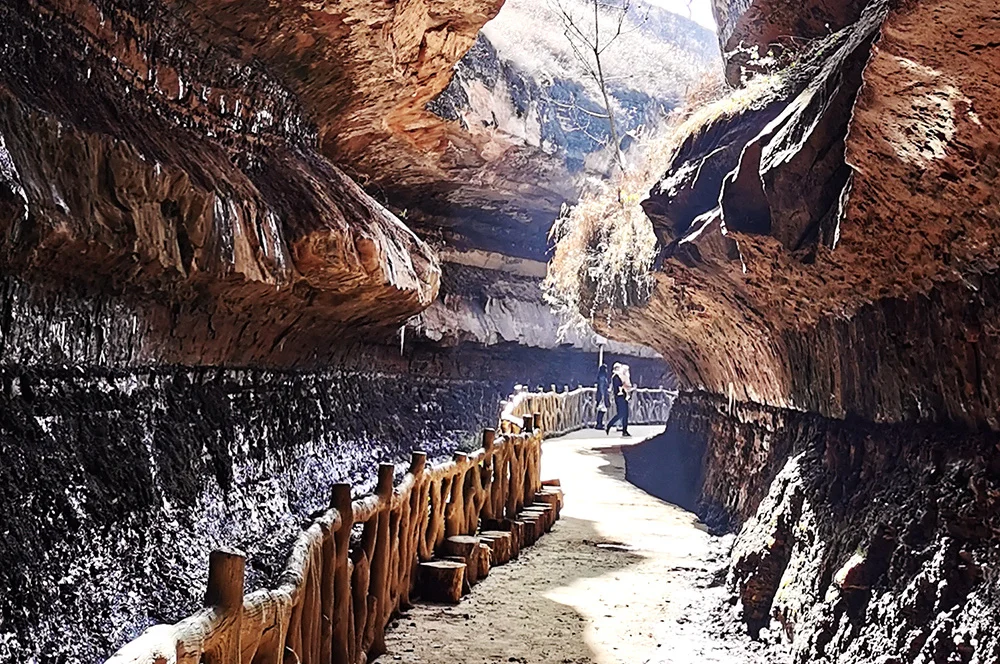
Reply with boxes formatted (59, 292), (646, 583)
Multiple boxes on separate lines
(104, 385), (673, 664)
(106, 414), (557, 664)
(502, 386), (677, 437)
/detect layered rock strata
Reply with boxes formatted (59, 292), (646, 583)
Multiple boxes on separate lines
(0, 0), (457, 362)
(606, 0), (1000, 428)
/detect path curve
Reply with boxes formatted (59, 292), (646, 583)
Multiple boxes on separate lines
(379, 427), (769, 664)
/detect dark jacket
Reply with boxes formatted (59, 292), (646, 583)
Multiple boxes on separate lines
(612, 374), (627, 400)
(597, 366), (609, 395)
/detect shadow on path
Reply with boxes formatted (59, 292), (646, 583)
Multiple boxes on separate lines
(380, 514), (642, 664)
(379, 426), (766, 664)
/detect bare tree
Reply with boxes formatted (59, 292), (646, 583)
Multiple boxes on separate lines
(549, 0), (643, 173)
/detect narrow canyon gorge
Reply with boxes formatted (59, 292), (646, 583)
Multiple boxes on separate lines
(1, 0), (997, 663)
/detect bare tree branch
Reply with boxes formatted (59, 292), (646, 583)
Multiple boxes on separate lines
(547, 0), (643, 174)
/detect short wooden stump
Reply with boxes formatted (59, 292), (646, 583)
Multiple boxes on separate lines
(418, 560), (466, 603)
(478, 530), (514, 565)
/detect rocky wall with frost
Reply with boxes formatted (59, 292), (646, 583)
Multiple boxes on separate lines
(0, 365), (505, 663)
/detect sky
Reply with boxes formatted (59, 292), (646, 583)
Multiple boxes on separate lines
(646, 0), (716, 30)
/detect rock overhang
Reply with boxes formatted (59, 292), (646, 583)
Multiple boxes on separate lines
(580, 0), (1000, 429)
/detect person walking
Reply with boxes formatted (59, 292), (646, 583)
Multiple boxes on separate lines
(606, 363), (632, 437)
(595, 364), (611, 429)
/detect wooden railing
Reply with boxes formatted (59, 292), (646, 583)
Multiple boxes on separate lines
(105, 386), (671, 664)
(106, 415), (553, 664)
(502, 386), (677, 437)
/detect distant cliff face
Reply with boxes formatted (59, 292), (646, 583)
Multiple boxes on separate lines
(419, 0), (720, 258)
(409, 249), (666, 362)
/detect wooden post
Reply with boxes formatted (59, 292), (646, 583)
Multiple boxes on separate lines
(481, 430), (497, 520)
(206, 548), (245, 610)
(402, 451), (427, 605)
(319, 525), (336, 664)
(370, 464), (394, 657)
(204, 548), (245, 664)
(331, 485), (353, 664)
(418, 560), (466, 603)
(409, 451), (427, 476)
(445, 454), (468, 538)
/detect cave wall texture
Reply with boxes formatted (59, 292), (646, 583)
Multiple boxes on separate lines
(579, 0), (1000, 662)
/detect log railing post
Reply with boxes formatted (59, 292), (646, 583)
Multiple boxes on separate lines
(402, 451), (427, 605)
(370, 464), (394, 657)
(331, 484), (352, 664)
(445, 453), (468, 538)
(409, 451), (427, 476)
(204, 548), (245, 664)
(481, 430), (496, 520)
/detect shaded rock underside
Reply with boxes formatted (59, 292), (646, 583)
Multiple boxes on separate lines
(638, 395), (1000, 664)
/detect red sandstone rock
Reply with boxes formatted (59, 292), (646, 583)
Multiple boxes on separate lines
(593, 0), (1000, 429)
(712, 0), (868, 85)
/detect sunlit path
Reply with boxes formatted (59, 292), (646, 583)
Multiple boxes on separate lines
(380, 426), (761, 664)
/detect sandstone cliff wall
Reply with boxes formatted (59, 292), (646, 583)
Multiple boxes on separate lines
(596, 0), (1000, 429)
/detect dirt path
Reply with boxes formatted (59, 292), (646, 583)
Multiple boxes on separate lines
(379, 426), (770, 664)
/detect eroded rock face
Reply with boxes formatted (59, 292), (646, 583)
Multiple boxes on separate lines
(0, 0), (448, 364)
(712, 0), (868, 84)
(581, 0), (1000, 660)
(644, 395), (1000, 664)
